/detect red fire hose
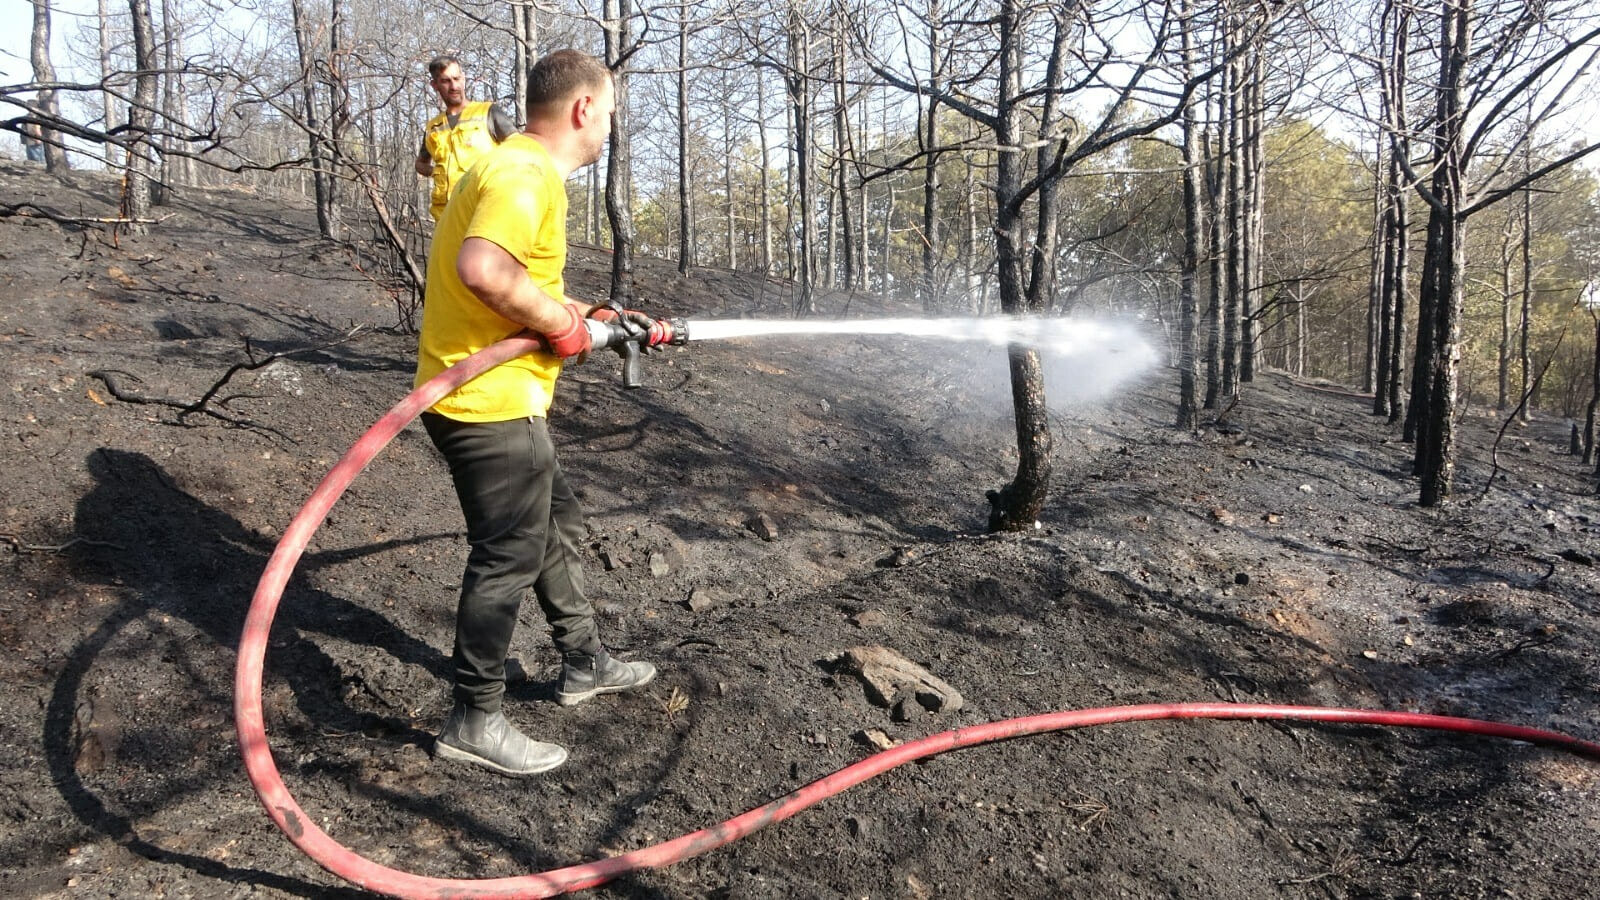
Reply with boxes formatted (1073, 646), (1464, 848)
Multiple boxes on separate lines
(235, 335), (1600, 899)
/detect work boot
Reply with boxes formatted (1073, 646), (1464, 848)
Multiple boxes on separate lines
(556, 649), (656, 707)
(434, 704), (568, 776)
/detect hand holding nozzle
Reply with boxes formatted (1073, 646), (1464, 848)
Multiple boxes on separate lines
(542, 303), (593, 359)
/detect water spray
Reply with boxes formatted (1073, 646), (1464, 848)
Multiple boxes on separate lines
(584, 312), (1158, 390)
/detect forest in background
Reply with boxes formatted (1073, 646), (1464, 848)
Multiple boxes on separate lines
(5, 0), (1600, 521)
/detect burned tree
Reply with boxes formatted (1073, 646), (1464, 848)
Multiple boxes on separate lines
(855, 0), (1265, 530)
(1397, 0), (1600, 505)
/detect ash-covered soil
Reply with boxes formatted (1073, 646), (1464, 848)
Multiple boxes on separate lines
(1, 160), (1597, 899)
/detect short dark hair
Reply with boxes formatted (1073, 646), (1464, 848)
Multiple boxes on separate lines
(525, 50), (611, 118)
(428, 54), (462, 79)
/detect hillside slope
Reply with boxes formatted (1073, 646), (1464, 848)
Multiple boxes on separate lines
(1, 161), (1597, 899)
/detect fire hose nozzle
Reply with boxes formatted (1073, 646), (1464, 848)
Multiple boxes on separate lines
(583, 316), (690, 388)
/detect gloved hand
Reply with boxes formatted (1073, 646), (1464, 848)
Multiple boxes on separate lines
(586, 304), (654, 336)
(589, 304), (675, 351)
(543, 303), (592, 359)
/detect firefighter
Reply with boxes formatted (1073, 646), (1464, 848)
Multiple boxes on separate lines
(416, 49), (667, 776)
(415, 54), (516, 222)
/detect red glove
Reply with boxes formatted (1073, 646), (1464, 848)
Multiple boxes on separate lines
(588, 305), (653, 334)
(590, 304), (675, 349)
(543, 303), (592, 359)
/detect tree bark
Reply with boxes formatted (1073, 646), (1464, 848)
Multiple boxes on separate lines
(1176, 0), (1202, 430)
(986, 0), (1051, 532)
(920, 0), (943, 311)
(98, 0), (121, 168)
(604, 0), (637, 304)
(1203, 79), (1224, 409)
(1239, 43), (1262, 382)
(725, 97), (737, 270)
(290, 0), (335, 239)
(1585, 309), (1598, 464)
(1220, 23), (1241, 398)
(756, 68), (773, 274)
(786, 4), (816, 314)
(325, 0), (348, 236)
(124, 0), (158, 231)
(1497, 220), (1514, 410)
(512, 3), (537, 128)
(832, 15), (856, 291)
(30, 0), (70, 172)
(677, 6), (692, 275)
(1367, 151), (1384, 397)
(158, 0), (193, 194)
(1415, 0), (1470, 507)
(1517, 129), (1533, 421)
(1384, 4), (1411, 425)
(1025, 5), (1070, 321)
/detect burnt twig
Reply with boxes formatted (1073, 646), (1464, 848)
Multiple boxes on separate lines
(0, 201), (164, 228)
(176, 324), (368, 424)
(1, 533), (125, 554)
(1483, 630), (1560, 661)
(1476, 328), (1567, 505)
(86, 324), (368, 441)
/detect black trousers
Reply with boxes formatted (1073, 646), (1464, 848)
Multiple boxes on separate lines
(423, 412), (600, 713)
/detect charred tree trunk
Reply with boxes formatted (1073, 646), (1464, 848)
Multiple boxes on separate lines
(98, 0), (121, 168)
(1367, 154), (1383, 396)
(1177, 0), (1203, 430)
(1220, 23), (1242, 398)
(861, 99), (874, 290)
(1414, 0), (1469, 507)
(1517, 136), (1533, 422)
(1204, 102), (1224, 409)
(1405, 204), (1440, 447)
(756, 68), (773, 274)
(1240, 44), (1262, 382)
(963, 150), (980, 312)
(987, 0), (1051, 532)
(725, 101), (737, 270)
(124, 0), (158, 230)
(30, 1), (70, 172)
(604, 0), (637, 304)
(1025, 6), (1069, 326)
(1386, 196), (1410, 423)
(290, 0), (335, 239)
(158, 0), (193, 193)
(920, 0), (943, 311)
(1585, 308), (1598, 464)
(832, 15), (857, 291)
(512, 3), (537, 128)
(786, 6), (816, 314)
(677, 8), (692, 276)
(325, 0), (348, 236)
(1382, 3), (1411, 424)
(1496, 220), (1514, 410)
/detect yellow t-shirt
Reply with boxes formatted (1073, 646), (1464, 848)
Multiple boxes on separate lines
(414, 133), (568, 421)
(423, 101), (499, 221)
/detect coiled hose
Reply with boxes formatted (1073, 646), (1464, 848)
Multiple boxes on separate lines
(235, 335), (1600, 899)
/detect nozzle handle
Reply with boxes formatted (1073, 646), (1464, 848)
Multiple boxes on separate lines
(618, 340), (643, 389)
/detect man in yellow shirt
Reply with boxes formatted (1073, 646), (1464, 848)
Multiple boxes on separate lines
(414, 54), (516, 222)
(417, 49), (666, 776)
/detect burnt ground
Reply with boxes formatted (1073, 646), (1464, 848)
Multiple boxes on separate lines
(1, 158), (1597, 899)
